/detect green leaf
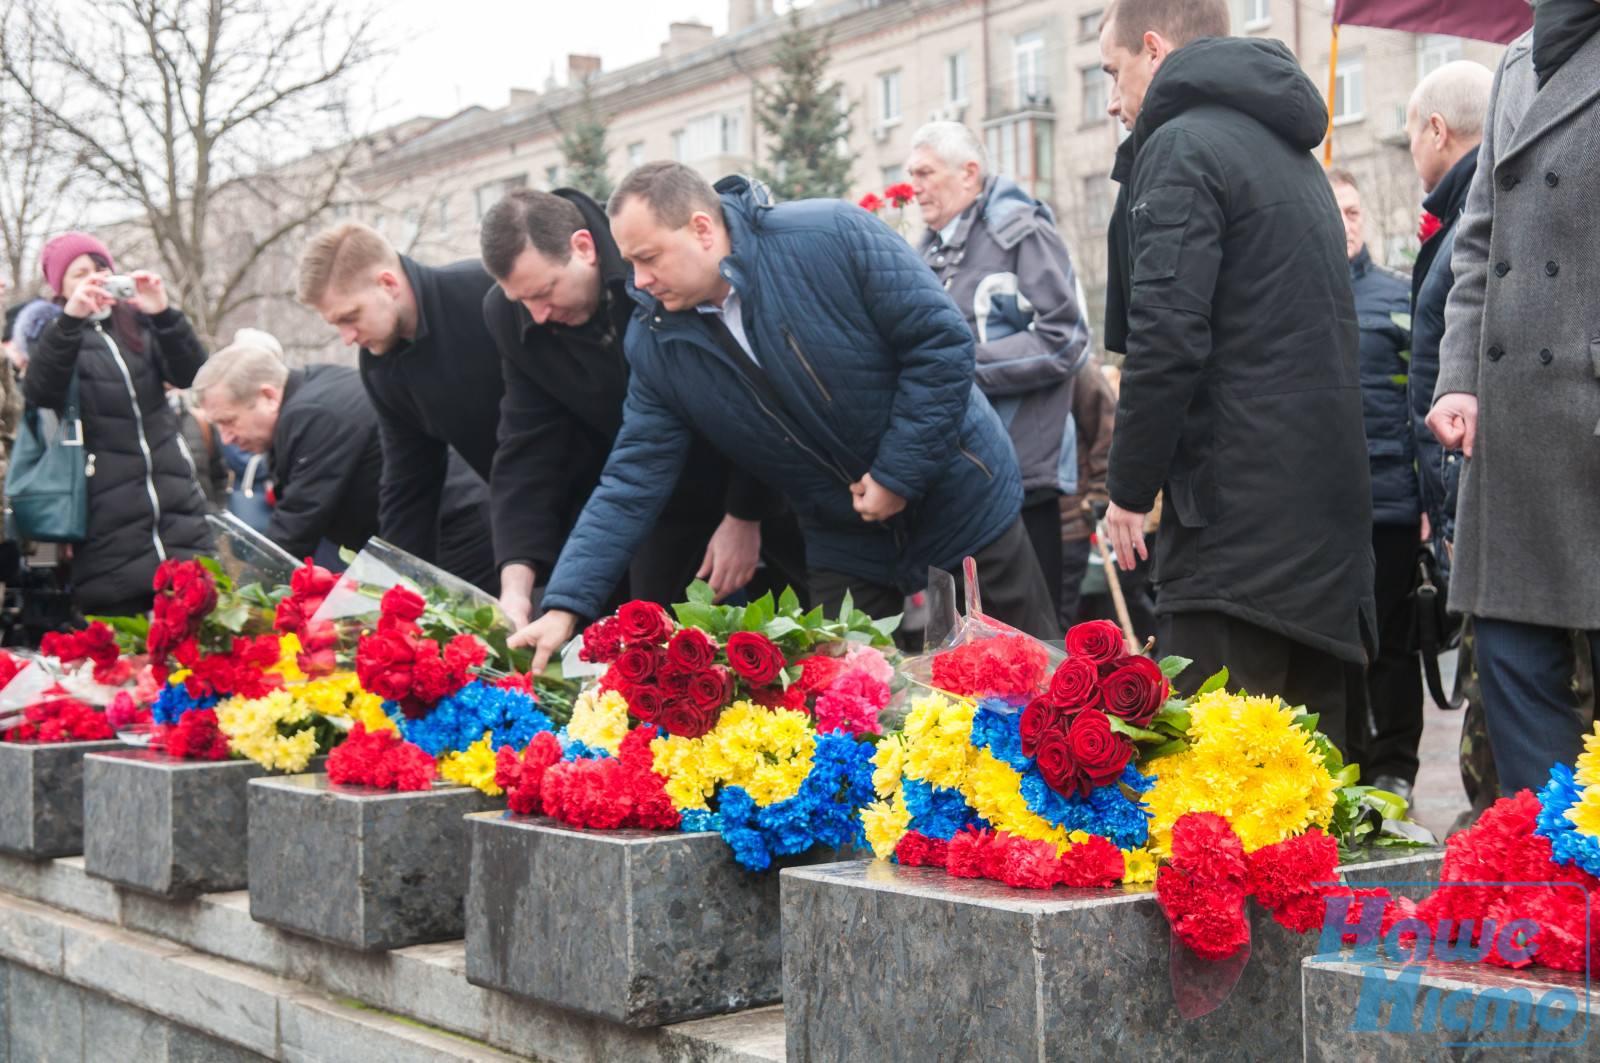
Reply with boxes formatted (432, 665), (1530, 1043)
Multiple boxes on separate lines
(1157, 655), (1192, 680)
(1152, 703), (1191, 734)
(1389, 311), (1412, 331)
(777, 585), (801, 616)
(673, 602), (718, 631)
(338, 546), (358, 564)
(1388, 373), (1409, 386)
(1196, 668), (1228, 695)
(686, 580), (715, 606)
(196, 556), (225, 579)
(838, 588), (854, 622)
(1106, 716), (1166, 743)
(208, 600), (250, 634)
(1293, 712), (1321, 733)
(870, 614), (902, 639)
(761, 617), (803, 640)
(1139, 738), (1190, 762)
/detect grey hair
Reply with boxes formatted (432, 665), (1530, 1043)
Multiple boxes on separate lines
(1409, 60), (1494, 140)
(909, 121), (990, 181)
(190, 333), (289, 406)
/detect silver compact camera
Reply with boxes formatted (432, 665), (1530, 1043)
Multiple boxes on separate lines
(100, 275), (137, 299)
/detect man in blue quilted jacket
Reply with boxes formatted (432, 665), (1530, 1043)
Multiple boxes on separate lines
(513, 161), (1056, 669)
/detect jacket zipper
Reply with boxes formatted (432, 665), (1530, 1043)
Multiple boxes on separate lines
(730, 374), (852, 486)
(781, 327), (833, 403)
(959, 444), (993, 479)
(99, 325), (167, 561)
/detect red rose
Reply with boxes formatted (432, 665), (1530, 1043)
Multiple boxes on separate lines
(380, 586), (427, 624)
(1100, 656), (1169, 727)
(579, 618), (623, 663)
(1065, 619), (1125, 663)
(1033, 730), (1079, 795)
(687, 665), (733, 712)
(626, 684), (664, 723)
(1018, 696), (1062, 758)
(658, 668), (692, 696)
(274, 596), (307, 633)
(659, 696), (718, 739)
(356, 629), (418, 702)
(1062, 711), (1134, 796)
(726, 631), (785, 685)
(666, 628), (718, 672)
(614, 645), (662, 685)
(616, 600), (674, 645)
(1048, 657), (1102, 711)
(290, 560), (337, 600)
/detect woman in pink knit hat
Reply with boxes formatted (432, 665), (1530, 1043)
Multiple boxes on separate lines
(25, 233), (213, 616)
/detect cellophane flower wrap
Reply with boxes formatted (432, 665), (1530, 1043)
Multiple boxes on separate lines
(495, 581), (900, 870)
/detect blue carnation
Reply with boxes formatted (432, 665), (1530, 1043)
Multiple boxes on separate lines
(679, 809), (721, 833)
(969, 700), (1031, 773)
(151, 682), (219, 725)
(393, 680), (553, 756)
(557, 731), (610, 761)
(711, 735), (878, 870)
(904, 777), (975, 841)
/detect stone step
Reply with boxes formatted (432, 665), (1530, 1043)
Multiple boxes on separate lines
(0, 851), (781, 1063)
(1303, 957), (1600, 1062)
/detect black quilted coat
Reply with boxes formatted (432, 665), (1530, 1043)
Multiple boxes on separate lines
(25, 308), (213, 612)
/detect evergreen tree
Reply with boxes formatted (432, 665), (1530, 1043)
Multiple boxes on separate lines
(753, 8), (856, 201)
(560, 79), (614, 202)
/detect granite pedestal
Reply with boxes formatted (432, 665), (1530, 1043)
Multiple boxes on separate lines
(0, 740), (123, 859)
(464, 812), (849, 1027)
(782, 849), (1444, 1063)
(82, 751), (324, 899)
(248, 774), (502, 950)
(1304, 957), (1599, 1061)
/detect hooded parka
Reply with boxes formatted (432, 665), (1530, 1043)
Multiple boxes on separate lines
(1103, 36), (1375, 665)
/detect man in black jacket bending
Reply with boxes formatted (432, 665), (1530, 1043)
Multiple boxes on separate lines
(189, 332), (494, 573)
(297, 221), (501, 592)
(1097, 0), (1374, 752)
(479, 188), (805, 628)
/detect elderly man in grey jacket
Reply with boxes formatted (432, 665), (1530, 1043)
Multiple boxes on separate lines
(1427, 5), (1600, 795)
(909, 121), (1092, 615)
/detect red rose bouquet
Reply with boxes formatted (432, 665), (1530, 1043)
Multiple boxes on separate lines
(355, 586), (488, 719)
(41, 621), (131, 686)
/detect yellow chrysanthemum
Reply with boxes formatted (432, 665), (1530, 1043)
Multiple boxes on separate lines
(272, 633), (307, 683)
(964, 748), (1070, 850)
(1121, 846), (1158, 884)
(215, 687), (322, 772)
(1144, 689), (1337, 857)
(1574, 723), (1600, 787)
(651, 701), (815, 811)
(861, 790), (911, 859)
(872, 733), (908, 799)
(566, 688), (631, 755)
(900, 693), (977, 790)
(439, 736), (501, 796)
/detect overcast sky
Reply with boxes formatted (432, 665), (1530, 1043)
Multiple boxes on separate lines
(369, 0), (751, 123)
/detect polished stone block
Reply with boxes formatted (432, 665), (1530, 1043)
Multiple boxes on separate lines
(1303, 958), (1599, 1061)
(82, 751), (323, 899)
(248, 774), (502, 951)
(0, 740), (123, 859)
(782, 849), (1444, 1063)
(464, 812), (848, 1027)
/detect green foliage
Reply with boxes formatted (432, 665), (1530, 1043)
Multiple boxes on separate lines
(752, 8), (856, 201)
(560, 78), (613, 203)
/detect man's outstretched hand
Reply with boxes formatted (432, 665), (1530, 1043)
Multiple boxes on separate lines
(508, 608), (578, 675)
(697, 515), (761, 602)
(1104, 501), (1149, 572)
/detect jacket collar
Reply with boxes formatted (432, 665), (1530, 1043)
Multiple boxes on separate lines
(281, 366), (309, 407)
(1348, 246), (1372, 282)
(628, 175), (767, 325)
(1422, 145), (1479, 225)
(1502, 27), (1600, 164)
(395, 255), (431, 350)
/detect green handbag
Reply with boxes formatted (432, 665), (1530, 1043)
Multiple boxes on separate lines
(5, 371), (88, 543)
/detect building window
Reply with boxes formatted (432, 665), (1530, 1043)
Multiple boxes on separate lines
(1418, 34), (1462, 78)
(879, 71), (901, 124)
(882, 164), (904, 186)
(1078, 10), (1102, 38)
(474, 174), (527, 222)
(627, 141), (645, 169)
(438, 198), (450, 236)
(402, 206), (419, 247)
(1243, 0), (1270, 29)
(1332, 50), (1364, 124)
(1014, 31), (1046, 107)
(984, 115), (1053, 201)
(674, 111), (743, 161)
(945, 51), (969, 105)
(1083, 174), (1112, 228)
(1081, 67), (1108, 123)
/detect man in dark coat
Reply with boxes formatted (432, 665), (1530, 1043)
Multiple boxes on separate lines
(1329, 169), (1421, 799)
(296, 221), (501, 592)
(480, 188), (805, 628)
(1097, 0), (1374, 752)
(190, 332), (495, 568)
(1404, 61), (1493, 567)
(513, 162), (1054, 670)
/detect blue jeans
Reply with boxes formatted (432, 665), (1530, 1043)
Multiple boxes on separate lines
(1475, 617), (1600, 795)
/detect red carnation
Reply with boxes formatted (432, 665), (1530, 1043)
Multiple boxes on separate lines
(666, 628), (718, 673)
(579, 617), (624, 664)
(1170, 811), (1248, 884)
(687, 665), (733, 712)
(616, 600), (674, 645)
(1061, 710), (1134, 796)
(1059, 835), (1126, 888)
(1033, 730), (1079, 795)
(1065, 619), (1124, 663)
(497, 731), (563, 814)
(1100, 656), (1168, 726)
(857, 191), (885, 212)
(894, 830), (949, 868)
(1417, 211), (1442, 244)
(798, 654), (850, 694)
(885, 182), (915, 207)
(1048, 656), (1102, 711)
(725, 631), (785, 685)
(998, 836), (1065, 890)
(659, 696), (718, 739)
(1018, 696), (1062, 758)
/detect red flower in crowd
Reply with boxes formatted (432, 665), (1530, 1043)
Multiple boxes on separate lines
(857, 191), (885, 212)
(1017, 696), (1060, 758)
(1033, 730), (1078, 795)
(614, 645), (663, 686)
(666, 628), (718, 673)
(327, 722), (435, 790)
(379, 586), (426, 626)
(894, 830), (949, 868)
(579, 617), (623, 664)
(798, 653), (849, 694)
(496, 731), (563, 813)
(146, 559), (218, 669)
(529, 725), (680, 831)
(725, 631), (786, 686)
(1417, 211), (1442, 244)
(1065, 619), (1124, 663)
(626, 684), (664, 723)
(616, 600), (674, 645)
(356, 629), (419, 702)
(159, 708), (230, 760)
(884, 182), (916, 207)
(1099, 655), (1169, 727)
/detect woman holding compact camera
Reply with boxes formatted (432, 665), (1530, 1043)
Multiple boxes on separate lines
(25, 232), (213, 616)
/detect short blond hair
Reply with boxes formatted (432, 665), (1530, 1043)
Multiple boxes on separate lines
(191, 338), (289, 406)
(296, 221), (398, 306)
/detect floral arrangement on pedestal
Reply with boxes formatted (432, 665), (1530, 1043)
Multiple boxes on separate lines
(494, 583), (898, 869)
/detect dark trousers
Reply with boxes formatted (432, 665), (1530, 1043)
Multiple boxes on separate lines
(1475, 617), (1600, 795)
(810, 517), (1060, 640)
(437, 500), (500, 597)
(1021, 497), (1064, 618)
(1351, 523), (1425, 784)
(1059, 537), (1093, 630)
(1160, 610), (1358, 757)
(630, 510), (809, 609)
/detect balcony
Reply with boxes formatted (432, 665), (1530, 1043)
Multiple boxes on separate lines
(987, 77), (1053, 121)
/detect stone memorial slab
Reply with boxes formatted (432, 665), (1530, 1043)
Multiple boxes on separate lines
(464, 811), (850, 1026)
(0, 740), (123, 859)
(248, 774), (502, 950)
(782, 849), (1443, 1062)
(82, 750), (324, 899)
(1304, 957), (1599, 1061)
